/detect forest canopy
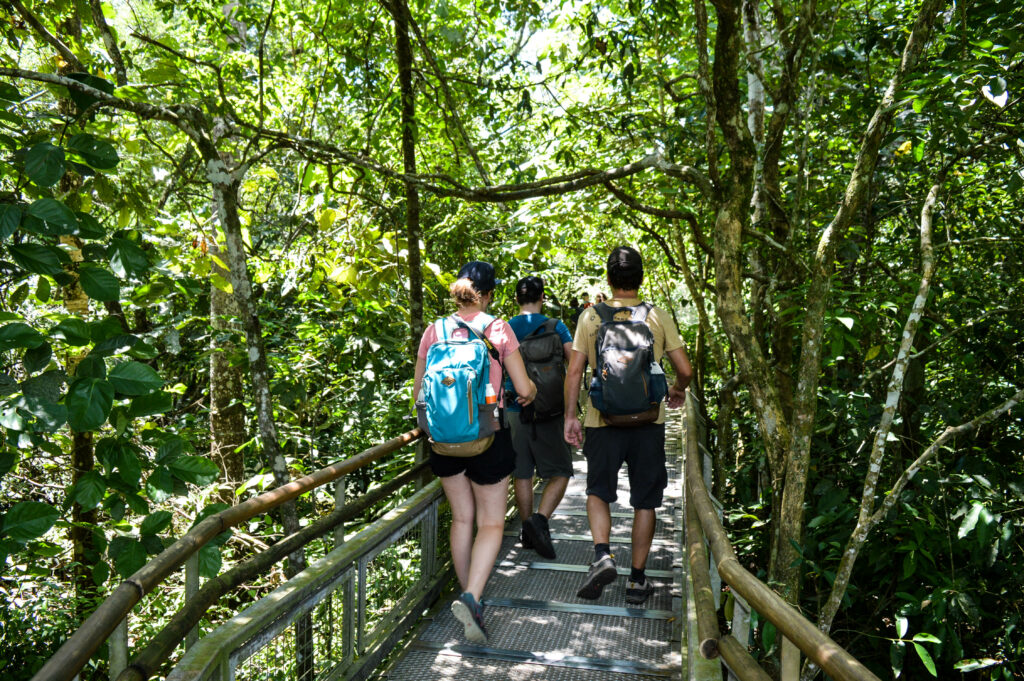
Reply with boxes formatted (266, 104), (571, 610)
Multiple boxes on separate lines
(0, 0), (1022, 679)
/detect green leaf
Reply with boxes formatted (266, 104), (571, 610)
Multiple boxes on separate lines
(129, 390), (172, 418)
(26, 198), (79, 235)
(51, 318), (92, 346)
(23, 342), (53, 373)
(123, 492), (148, 515)
(141, 533), (164, 555)
(71, 470), (107, 510)
(91, 333), (138, 356)
(0, 449), (17, 476)
(145, 467), (174, 503)
(13, 395), (67, 432)
(66, 133), (119, 170)
(75, 211), (106, 239)
(110, 536), (147, 578)
(169, 456), (220, 486)
(912, 633), (942, 643)
(75, 355), (107, 379)
(0, 323), (46, 351)
(91, 560), (110, 586)
(108, 238), (149, 277)
(25, 142), (65, 187)
(65, 377), (114, 431)
(958, 502), (983, 538)
(0, 204), (21, 240)
(954, 658), (1000, 672)
(2, 501), (60, 543)
(78, 265), (120, 301)
(65, 73), (115, 113)
(7, 243), (63, 275)
(140, 510), (173, 536)
(156, 435), (190, 463)
(108, 361), (163, 396)
(35, 276), (51, 303)
(198, 543), (222, 578)
(0, 82), (21, 102)
(913, 643), (937, 677)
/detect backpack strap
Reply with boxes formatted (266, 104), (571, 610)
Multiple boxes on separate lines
(451, 313), (500, 362)
(526, 317), (559, 338)
(631, 302), (653, 323)
(595, 302), (651, 323)
(594, 302), (618, 323)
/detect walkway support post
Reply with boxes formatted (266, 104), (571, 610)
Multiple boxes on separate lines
(185, 554), (199, 649)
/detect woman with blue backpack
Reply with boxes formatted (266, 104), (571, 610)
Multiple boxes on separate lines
(413, 261), (537, 644)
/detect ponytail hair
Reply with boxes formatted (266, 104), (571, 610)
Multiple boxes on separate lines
(450, 277), (481, 308)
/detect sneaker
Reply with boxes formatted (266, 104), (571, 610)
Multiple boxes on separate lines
(625, 578), (655, 605)
(577, 554), (617, 600)
(519, 527), (534, 550)
(451, 592), (488, 644)
(522, 514), (556, 560)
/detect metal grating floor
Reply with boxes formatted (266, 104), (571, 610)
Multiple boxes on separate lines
(379, 414), (687, 680)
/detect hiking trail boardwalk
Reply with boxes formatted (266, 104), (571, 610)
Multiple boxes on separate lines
(379, 415), (690, 680)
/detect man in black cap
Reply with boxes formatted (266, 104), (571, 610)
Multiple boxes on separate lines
(563, 246), (693, 605)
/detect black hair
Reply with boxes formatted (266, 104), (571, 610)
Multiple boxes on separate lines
(606, 246), (644, 291)
(515, 276), (545, 304)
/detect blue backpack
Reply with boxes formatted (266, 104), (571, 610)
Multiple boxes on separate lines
(415, 314), (501, 456)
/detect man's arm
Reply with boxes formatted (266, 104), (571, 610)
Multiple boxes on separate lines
(665, 345), (693, 408)
(563, 349), (588, 446)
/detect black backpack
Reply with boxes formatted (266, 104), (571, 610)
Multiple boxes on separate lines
(517, 318), (565, 422)
(589, 303), (668, 426)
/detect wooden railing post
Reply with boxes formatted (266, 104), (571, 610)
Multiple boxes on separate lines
(334, 475), (347, 547)
(109, 617), (127, 678)
(185, 553), (199, 649)
(781, 638), (800, 681)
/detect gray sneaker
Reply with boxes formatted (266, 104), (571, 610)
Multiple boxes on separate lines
(451, 592), (488, 644)
(625, 578), (654, 604)
(577, 554), (617, 599)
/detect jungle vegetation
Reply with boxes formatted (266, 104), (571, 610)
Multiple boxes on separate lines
(0, 0), (1021, 678)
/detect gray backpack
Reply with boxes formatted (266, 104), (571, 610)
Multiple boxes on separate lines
(588, 303), (667, 426)
(517, 318), (565, 422)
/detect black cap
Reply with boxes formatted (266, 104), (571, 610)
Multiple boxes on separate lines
(607, 246), (643, 276)
(515, 276), (544, 304)
(457, 261), (500, 292)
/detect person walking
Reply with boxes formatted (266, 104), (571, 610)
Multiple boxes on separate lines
(505, 276), (574, 559)
(413, 261), (537, 643)
(563, 246), (692, 604)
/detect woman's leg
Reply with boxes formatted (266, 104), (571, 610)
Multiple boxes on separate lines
(464, 475), (510, 599)
(441, 472), (475, 591)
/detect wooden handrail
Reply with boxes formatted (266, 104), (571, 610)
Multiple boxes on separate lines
(31, 428), (424, 681)
(683, 393), (881, 681)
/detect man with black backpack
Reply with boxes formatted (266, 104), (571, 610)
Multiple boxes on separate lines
(505, 276), (574, 560)
(564, 246), (692, 605)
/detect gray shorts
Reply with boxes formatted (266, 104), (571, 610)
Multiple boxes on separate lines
(506, 411), (574, 480)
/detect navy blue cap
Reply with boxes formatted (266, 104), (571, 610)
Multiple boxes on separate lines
(457, 261), (500, 292)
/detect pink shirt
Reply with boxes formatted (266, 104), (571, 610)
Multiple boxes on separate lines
(418, 311), (519, 408)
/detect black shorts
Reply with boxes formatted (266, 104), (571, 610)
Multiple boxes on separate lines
(583, 423), (667, 509)
(429, 427), (516, 485)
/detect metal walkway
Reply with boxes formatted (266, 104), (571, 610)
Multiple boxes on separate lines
(380, 420), (687, 680)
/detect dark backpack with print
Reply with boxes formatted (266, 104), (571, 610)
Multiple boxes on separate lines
(588, 303), (667, 426)
(517, 318), (565, 422)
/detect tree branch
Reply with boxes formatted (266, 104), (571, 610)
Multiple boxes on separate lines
(604, 180), (699, 221)
(9, 0), (86, 72)
(87, 0), (128, 86)
(407, 10), (492, 185)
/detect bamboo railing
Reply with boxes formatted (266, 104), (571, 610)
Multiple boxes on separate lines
(683, 393), (882, 681)
(30, 428), (425, 681)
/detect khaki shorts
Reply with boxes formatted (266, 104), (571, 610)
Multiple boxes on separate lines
(506, 411), (574, 480)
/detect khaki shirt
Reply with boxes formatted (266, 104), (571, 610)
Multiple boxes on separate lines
(572, 298), (684, 428)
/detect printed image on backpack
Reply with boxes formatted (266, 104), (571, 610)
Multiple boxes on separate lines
(588, 303), (668, 427)
(516, 318), (565, 423)
(416, 315), (501, 456)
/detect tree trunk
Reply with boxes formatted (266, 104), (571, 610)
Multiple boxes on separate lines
(209, 242), (247, 504)
(390, 0), (424, 352)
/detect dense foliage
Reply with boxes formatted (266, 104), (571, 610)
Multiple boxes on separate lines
(0, 0), (1021, 679)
